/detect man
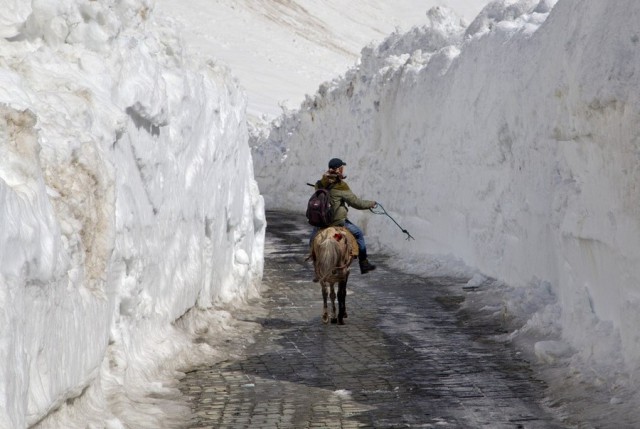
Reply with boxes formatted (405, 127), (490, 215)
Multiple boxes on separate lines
(312, 157), (377, 274)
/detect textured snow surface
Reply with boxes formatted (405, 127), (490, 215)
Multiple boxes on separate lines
(0, 0), (264, 427)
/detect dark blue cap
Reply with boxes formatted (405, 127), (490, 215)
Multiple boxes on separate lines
(328, 158), (346, 169)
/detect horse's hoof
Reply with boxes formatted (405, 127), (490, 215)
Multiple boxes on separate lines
(322, 315), (329, 324)
(330, 318), (338, 324)
(343, 312), (348, 319)
(338, 319), (345, 325)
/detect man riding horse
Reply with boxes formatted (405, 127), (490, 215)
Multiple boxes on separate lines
(311, 158), (377, 274)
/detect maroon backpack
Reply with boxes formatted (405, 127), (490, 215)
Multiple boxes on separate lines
(306, 182), (335, 227)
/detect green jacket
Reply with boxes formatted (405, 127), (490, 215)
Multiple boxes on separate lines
(315, 172), (375, 226)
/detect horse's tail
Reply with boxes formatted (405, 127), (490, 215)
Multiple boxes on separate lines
(312, 228), (350, 282)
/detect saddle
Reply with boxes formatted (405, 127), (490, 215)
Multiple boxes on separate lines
(337, 227), (359, 259)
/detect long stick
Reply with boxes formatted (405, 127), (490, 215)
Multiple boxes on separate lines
(369, 203), (415, 240)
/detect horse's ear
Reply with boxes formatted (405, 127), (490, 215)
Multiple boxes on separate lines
(333, 233), (343, 241)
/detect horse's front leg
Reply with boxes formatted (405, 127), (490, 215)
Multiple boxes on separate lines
(330, 283), (338, 324)
(321, 283), (329, 324)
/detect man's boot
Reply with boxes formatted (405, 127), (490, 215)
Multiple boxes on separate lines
(358, 250), (376, 274)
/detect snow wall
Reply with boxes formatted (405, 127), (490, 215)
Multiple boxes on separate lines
(0, 0), (264, 427)
(253, 0), (640, 380)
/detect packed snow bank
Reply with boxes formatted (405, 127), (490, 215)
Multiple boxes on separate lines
(0, 0), (264, 427)
(253, 0), (640, 420)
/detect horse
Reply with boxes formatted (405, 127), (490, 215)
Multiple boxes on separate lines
(310, 227), (354, 325)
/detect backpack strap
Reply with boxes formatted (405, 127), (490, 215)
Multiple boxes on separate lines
(307, 180), (336, 190)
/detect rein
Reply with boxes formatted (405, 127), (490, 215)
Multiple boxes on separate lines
(369, 203), (415, 241)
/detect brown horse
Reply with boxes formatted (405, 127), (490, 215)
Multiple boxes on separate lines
(310, 227), (354, 325)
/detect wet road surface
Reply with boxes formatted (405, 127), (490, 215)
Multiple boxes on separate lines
(179, 211), (569, 428)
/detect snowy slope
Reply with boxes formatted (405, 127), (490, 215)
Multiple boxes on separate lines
(155, 0), (492, 121)
(252, 0), (640, 423)
(0, 0), (263, 427)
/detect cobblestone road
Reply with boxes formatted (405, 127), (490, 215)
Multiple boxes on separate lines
(179, 211), (570, 428)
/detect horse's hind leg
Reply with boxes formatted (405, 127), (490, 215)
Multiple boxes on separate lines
(343, 272), (349, 319)
(330, 284), (338, 324)
(337, 280), (347, 325)
(321, 284), (329, 324)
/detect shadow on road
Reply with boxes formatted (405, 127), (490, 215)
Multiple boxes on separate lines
(179, 210), (570, 428)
